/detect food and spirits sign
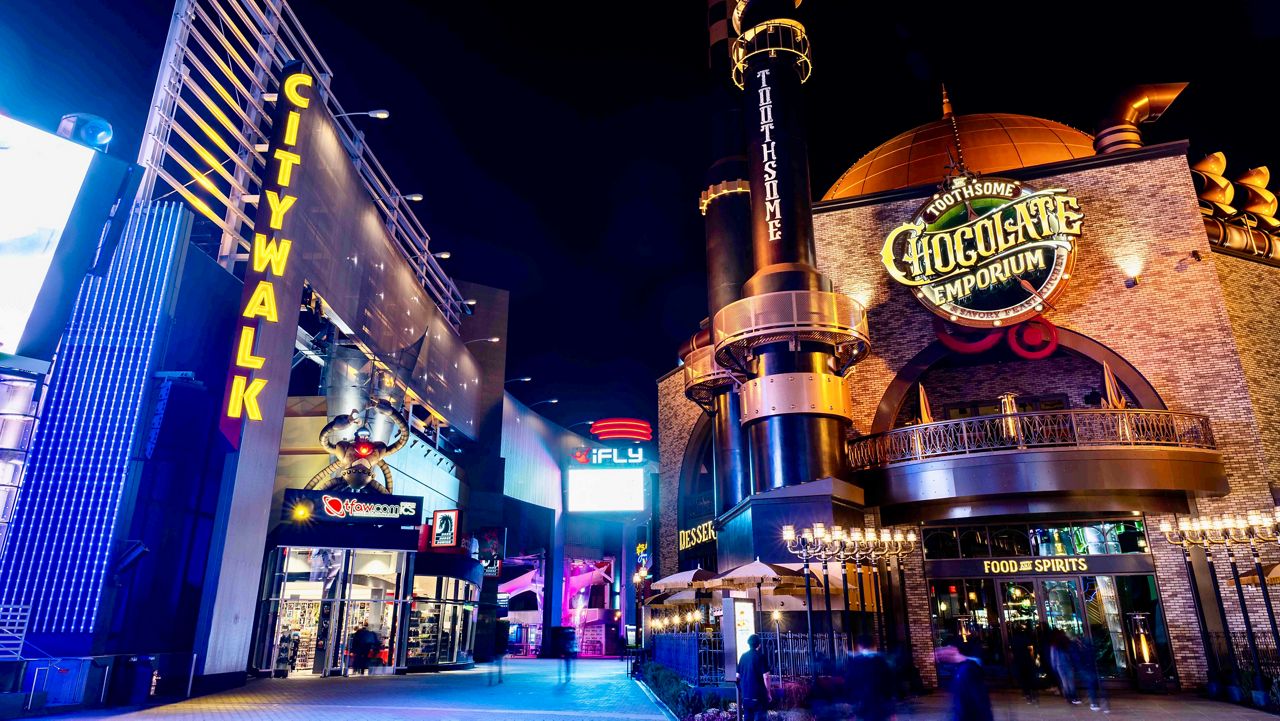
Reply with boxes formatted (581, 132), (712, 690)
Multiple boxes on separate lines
(881, 176), (1083, 328)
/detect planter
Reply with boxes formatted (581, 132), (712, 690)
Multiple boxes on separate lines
(1227, 685), (1245, 703)
(1252, 689), (1269, 708)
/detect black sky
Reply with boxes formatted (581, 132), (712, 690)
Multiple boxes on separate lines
(2, 1), (1277, 430)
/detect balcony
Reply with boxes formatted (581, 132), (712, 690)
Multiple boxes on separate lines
(682, 345), (736, 410)
(711, 290), (870, 376)
(849, 409), (1228, 523)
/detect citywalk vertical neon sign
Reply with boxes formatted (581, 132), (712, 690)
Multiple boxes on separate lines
(224, 64), (313, 422)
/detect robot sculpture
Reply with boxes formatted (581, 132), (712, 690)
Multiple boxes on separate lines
(304, 398), (409, 494)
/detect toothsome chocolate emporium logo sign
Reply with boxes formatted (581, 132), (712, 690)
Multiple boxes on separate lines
(881, 176), (1083, 328)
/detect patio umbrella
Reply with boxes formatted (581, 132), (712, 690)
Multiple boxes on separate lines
(662, 589), (700, 606)
(918, 383), (935, 425)
(1239, 562), (1280, 586)
(643, 591), (673, 606)
(651, 567), (715, 591)
(702, 558), (807, 629)
(1102, 361), (1127, 410)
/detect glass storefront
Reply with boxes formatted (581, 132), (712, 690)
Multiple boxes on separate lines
(405, 575), (478, 668)
(924, 518), (1172, 687)
(254, 546), (480, 676)
(255, 547), (408, 677)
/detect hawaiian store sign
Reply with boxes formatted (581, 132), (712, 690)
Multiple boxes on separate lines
(881, 176), (1083, 328)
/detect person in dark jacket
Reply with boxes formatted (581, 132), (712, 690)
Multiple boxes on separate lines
(844, 635), (894, 721)
(1009, 627), (1038, 703)
(936, 645), (993, 721)
(737, 634), (772, 721)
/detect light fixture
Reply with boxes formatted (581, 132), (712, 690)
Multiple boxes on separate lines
(335, 109), (390, 119)
(1124, 275), (1140, 289)
(432, 251), (451, 259)
(530, 398), (559, 408)
(56, 112), (113, 151)
(505, 377), (533, 384)
(463, 337), (501, 345)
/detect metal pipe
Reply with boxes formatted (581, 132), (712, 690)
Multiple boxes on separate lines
(1205, 553), (1241, 682)
(872, 561), (887, 649)
(1224, 545), (1265, 694)
(854, 557), (868, 636)
(1248, 543), (1280, 658)
(1094, 83), (1188, 154)
(820, 557), (835, 659)
(839, 560), (852, 652)
(803, 553), (816, 681)
(1180, 546), (1220, 685)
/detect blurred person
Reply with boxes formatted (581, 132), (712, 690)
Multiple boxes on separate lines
(491, 620), (510, 685)
(1072, 634), (1108, 713)
(736, 634), (772, 721)
(935, 645), (992, 721)
(1048, 629), (1079, 704)
(1009, 626), (1038, 704)
(844, 635), (894, 721)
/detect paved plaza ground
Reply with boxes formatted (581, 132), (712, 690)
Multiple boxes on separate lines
(38, 658), (1280, 721)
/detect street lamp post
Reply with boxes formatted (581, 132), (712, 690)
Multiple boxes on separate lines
(828, 527), (855, 652)
(868, 528), (891, 648)
(1205, 516), (1265, 699)
(1159, 517), (1223, 687)
(782, 524), (819, 681)
(1233, 511), (1280, 647)
(887, 529), (918, 662)
(811, 523), (838, 660)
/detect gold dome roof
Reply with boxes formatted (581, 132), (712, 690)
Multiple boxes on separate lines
(822, 113), (1096, 200)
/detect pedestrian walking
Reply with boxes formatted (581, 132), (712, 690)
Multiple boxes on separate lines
(935, 645), (993, 721)
(491, 620), (510, 685)
(559, 627), (577, 683)
(1072, 634), (1109, 713)
(844, 634), (894, 721)
(1048, 629), (1079, 704)
(1009, 627), (1038, 704)
(736, 634), (772, 721)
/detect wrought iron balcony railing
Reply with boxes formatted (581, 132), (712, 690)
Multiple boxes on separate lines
(848, 409), (1217, 470)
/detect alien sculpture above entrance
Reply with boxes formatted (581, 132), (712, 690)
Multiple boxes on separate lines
(304, 398), (409, 494)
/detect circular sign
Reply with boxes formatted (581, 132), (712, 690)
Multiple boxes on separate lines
(880, 176), (1083, 328)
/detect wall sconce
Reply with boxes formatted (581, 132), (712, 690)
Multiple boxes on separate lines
(1191, 250), (1203, 262)
(1124, 275), (1140, 288)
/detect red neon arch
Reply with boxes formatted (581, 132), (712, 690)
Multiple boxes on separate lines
(590, 418), (653, 442)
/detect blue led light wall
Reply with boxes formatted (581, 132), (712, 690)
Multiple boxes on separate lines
(0, 203), (189, 638)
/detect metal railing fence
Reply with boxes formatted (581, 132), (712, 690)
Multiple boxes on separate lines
(849, 409), (1216, 469)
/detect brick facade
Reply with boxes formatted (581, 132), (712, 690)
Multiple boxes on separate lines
(657, 369), (704, 580)
(655, 146), (1280, 689)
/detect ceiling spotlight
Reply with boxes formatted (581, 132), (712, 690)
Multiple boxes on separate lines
(56, 113), (113, 151)
(464, 299), (477, 306)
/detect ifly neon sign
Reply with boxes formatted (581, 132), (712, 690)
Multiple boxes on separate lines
(572, 447), (645, 465)
(225, 67), (313, 421)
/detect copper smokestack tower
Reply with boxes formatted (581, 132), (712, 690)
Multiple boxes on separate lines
(707, 0), (869, 492)
(683, 0), (755, 513)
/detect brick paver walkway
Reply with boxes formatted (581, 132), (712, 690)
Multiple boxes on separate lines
(42, 661), (1280, 721)
(896, 689), (1277, 719)
(47, 658), (668, 721)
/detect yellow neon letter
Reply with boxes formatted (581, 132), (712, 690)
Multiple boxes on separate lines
(234, 326), (267, 369)
(283, 73), (313, 109)
(242, 282), (279, 323)
(273, 149), (302, 187)
(252, 233), (292, 276)
(227, 375), (268, 421)
(283, 110), (301, 146)
(266, 191), (297, 230)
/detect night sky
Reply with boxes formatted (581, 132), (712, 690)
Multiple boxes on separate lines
(2, 1), (1277, 429)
